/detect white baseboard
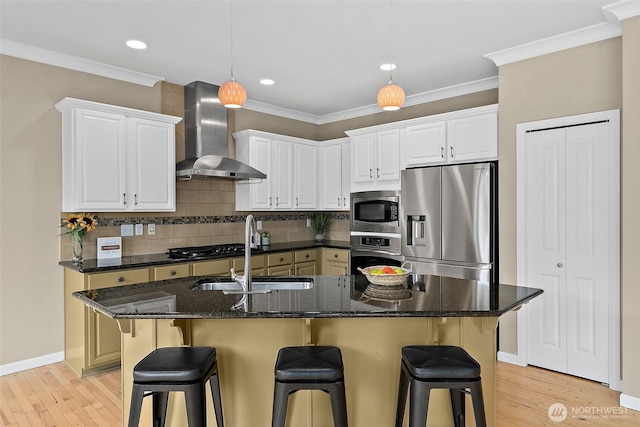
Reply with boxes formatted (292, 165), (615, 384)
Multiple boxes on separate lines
(621, 393), (640, 412)
(0, 351), (64, 376)
(497, 350), (527, 367)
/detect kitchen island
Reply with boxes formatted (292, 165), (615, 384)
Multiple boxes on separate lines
(74, 275), (542, 427)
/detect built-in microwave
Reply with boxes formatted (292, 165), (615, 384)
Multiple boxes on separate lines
(350, 190), (400, 234)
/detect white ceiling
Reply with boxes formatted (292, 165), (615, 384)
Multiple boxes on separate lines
(0, 0), (618, 121)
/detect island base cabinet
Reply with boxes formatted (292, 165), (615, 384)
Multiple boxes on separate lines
(119, 316), (498, 427)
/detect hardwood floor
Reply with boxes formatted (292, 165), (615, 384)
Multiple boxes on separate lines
(1, 361), (638, 426)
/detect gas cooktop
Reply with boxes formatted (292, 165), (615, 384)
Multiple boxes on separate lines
(167, 243), (254, 259)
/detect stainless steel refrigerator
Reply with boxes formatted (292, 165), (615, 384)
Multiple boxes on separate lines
(400, 162), (497, 282)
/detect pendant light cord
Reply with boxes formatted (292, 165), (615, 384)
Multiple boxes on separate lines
(229, 0), (235, 80)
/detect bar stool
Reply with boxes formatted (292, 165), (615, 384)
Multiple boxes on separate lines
(272, 346), (348, 427)
(128, 346), (224, 427)
(395, 345), (486, 427)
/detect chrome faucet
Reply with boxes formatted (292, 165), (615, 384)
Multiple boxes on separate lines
(230, 215), (257, 309)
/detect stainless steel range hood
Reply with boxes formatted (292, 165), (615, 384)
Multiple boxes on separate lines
(176, 81), (266, 180)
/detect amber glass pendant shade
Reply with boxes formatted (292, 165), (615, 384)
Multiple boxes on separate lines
(377, 82), (405, 111)
(218, 78), (247, 108)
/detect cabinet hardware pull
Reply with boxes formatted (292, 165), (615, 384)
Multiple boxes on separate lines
(280, 257), (284, 262)
(118, 277), (125, 283)
(269, 196), (272, 206)
(123, 193), (126, 205)
(334, 254), (338, 258)
(450, 146), (454, 158)
(376, 168), (380, 178)
(276, 197), (279, 206)
(170, 270), (176, 276)
(369, 168), (373, 178)
(557, 263), (563, 268)
(134, 194), (138, 205)
(343, 197), (346, 206)
(441, 147), (444, 158)
(296, 197), (299, 206)
(306, 254), (309, 258)
(338, 197), (340, 206)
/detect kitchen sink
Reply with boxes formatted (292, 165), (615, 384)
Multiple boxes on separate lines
(190, 277), (314, 292)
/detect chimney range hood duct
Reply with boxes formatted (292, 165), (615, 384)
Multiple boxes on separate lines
(176, 81), (266, 180)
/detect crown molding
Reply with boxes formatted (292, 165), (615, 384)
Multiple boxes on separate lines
(484, 21), (621, 67)
(602, 0), (640, 21)
(243, 76), (499, 125)
(0, 39), (164, 87)
(484, 1), (639, 67)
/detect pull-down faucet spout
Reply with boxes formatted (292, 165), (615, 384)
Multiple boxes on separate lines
(230, 215), (257, 309)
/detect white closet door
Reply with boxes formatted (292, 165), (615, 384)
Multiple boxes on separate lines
(525, 128), (568, 372)
(525, 122), (610, 383)
(564, 123), (609, 382)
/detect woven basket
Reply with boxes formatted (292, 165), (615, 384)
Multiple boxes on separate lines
(357, 262), (412, 286)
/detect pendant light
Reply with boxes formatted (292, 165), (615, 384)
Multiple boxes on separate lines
(219, 0), (246, 108)
(377, 1), (405, 111)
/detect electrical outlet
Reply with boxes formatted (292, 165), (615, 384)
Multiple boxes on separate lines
(148, 224), (156, 235)
(135, 224), (143, 236)
(256, 220), (262, 230)
(306, 218), (311, 227)
(121, 224), (133, 237)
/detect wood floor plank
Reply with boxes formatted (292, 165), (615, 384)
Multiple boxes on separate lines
(2, 360), (639, 426)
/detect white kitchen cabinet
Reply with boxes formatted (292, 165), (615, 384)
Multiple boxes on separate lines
(349, 129), (400, 192)
(56, 98), (181, 212)
(401, 105), (498, 168)
(447, 112), (497, 162)
(319, 138), (350, 210)
(294, 142), (317, 209)
(236, 130), (317, 211)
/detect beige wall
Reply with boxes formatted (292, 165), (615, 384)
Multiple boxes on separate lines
(0, 55), (162, 365)
(621, 16), (640, 401)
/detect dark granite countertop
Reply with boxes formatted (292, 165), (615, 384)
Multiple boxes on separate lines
(59, 240), (351, 273)
(73, 274), (543, 319)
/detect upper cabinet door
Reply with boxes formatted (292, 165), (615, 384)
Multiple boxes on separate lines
(447, 112), (498, 162)
(72, 108), (128, 211)
(404, 121), (447, 166)
(249, 136), (272, 210)
(272, 139), (294, 209)
(319, 143), (342, 210)
(376, 129), (400, 182)
(128, 118), (176, 211)
(294, 143), (317, 209)
(352, 133), (376, 183)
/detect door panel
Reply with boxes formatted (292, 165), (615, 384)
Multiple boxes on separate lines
(525, 129), (567, 372)
(565, 123), (609, 382)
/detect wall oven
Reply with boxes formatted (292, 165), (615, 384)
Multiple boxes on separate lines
(350, 190), (400, 234)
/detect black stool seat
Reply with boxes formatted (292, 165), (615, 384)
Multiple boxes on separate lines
(134, 346), (218, 383)
(129, 346), (224, 427)
(274, 345), (344, 382)
(396, 345), (486, 427)
(272, 346), (348, 427)
(401, 346), (481, 380)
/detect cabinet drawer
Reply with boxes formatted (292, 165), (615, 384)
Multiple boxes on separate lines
(267, 252), (293, 267)
(232, 254), (266, 270)
(87, 268), (150, 289)
(294, 249), (317, 263)
(324, 249), (349, 263)
(153, 264), (190, 281)
(192, 259), (231, 276)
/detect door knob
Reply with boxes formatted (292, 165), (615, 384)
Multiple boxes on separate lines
(557, 263), (563, 268)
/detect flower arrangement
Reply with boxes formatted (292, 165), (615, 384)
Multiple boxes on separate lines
(61, 213), (97, 262)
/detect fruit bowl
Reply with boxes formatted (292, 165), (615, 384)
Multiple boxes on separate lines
(357, 262), (412, 286)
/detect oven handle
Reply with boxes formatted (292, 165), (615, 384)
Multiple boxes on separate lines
(350, 248), (402, 257)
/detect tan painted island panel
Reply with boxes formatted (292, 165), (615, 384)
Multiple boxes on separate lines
(119, 316), (498, 427)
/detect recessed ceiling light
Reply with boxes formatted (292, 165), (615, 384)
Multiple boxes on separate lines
(379, 63), (397, 71)
(126, 40), (147, 50)
(260, 79), (276, 85)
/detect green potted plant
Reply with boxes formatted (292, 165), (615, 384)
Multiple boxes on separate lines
(311, 213), (330, 242)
